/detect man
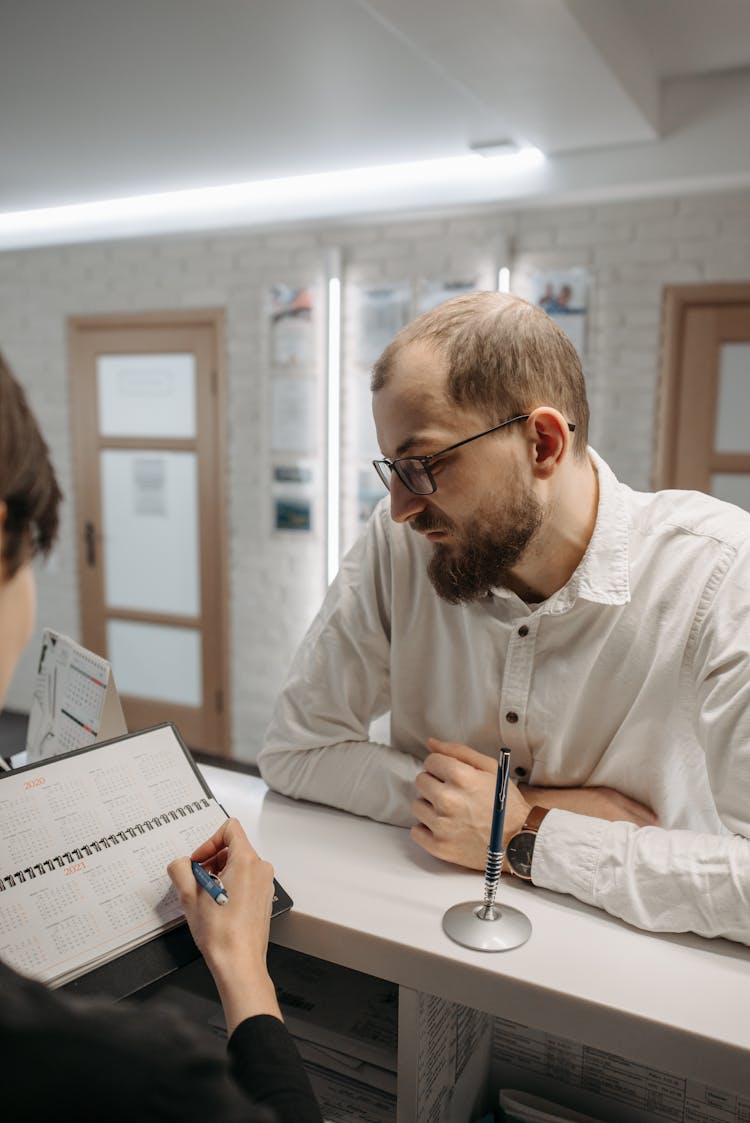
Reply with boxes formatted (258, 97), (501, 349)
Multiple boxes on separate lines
(0, 351), (321, 1123)
(260, 291), (750, 946)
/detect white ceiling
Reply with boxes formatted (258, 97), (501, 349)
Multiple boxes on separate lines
(2, 0), (750, 243)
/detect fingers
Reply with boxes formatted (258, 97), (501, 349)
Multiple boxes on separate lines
(190, 817), (257, 864)
(412, 794), (437, 830)
(415, 769), (447, 803)
(410, 822), (439, 856)
(426, 737), (497, 773)
(166, 855), (199, 903)
(171, 818), (272, 902)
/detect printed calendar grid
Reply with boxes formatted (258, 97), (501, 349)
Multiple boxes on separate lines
(0, 797), (213, 890)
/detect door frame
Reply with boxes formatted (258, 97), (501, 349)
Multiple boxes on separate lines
(68, 308), (231, 755)
(656, 282), (750, 489)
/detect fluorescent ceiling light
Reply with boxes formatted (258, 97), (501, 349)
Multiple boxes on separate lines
(0, 148), (545, 250)
(326, 252), (342, 589)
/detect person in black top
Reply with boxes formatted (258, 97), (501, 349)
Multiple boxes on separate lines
(0, 350), (322, 1123)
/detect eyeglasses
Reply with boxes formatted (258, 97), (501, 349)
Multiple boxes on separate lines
(373, 414), (576, 496)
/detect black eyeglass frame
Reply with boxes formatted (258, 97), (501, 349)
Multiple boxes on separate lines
(372, 413), (576, 496)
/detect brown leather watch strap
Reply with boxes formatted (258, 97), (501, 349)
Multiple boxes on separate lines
(522, 805), (549, 834)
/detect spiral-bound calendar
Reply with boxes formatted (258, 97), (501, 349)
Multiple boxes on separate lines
(25, 629), (128, 763)
(0, 724), (291, 988)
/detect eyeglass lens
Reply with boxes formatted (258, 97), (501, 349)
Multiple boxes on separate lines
(375, 459), (433, 494)
(396, 460), (433, 494)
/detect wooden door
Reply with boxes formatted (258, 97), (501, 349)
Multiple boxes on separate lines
(656, 283), (750, 508)
(69, 310), (229, 754)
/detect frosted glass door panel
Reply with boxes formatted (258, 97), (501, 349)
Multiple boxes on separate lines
(714, 344), (750, 452)
(711, 473), (750, 513)
(101, 450), (200, 615)
(97, 354), (196, 437)
(107, 620), (202, 706)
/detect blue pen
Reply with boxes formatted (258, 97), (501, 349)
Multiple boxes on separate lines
(489, 748), (512, 853)
(191, 859), (228, 905)
(478, 748), (512, 920)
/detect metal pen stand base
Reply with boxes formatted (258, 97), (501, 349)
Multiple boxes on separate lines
(442, 899), (532, 952)
(441, 750), (532, 952)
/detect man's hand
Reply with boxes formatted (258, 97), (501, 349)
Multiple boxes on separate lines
(411, 738), (531, 870)
(411, 740), (659, 872)
(518, 784), (657, 826)
(167, 818), (282, 1033)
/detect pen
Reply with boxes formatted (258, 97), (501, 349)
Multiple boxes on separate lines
(489, 747), (512, 853)
(478, 748), (512, 921)
(191, 859), (228, 905)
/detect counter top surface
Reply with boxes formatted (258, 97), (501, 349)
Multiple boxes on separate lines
(201, 763), (750, 1086)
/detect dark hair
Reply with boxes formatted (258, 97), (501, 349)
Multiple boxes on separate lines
(0, 352), (62, 577)
(371, 291), (590, 456)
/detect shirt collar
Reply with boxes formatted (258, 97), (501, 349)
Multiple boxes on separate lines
(490, 449), (632, 614)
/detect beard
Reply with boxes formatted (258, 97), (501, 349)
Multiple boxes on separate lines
(415, 484), (544, 605)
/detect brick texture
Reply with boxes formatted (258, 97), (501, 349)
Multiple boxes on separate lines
(2, 187), (749, 758)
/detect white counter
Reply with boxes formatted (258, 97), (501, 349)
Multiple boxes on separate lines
(201, 764), (750, 1100)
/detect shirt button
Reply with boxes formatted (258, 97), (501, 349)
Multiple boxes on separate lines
(514, 766), (527, 778)
(518, 625), (529, 637)
(506, 711), (519, 723)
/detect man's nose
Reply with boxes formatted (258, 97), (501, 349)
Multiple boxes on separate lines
(389, 474), (428, 524)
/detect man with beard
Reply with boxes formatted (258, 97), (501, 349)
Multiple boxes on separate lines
(259, 291), (750, 946)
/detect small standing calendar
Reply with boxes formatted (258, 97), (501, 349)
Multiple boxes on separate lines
(25, 629), (128, 763)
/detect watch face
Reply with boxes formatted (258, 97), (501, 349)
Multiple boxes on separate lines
(506, 830), (535, 880)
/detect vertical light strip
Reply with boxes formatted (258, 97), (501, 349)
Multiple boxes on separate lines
(497, 266), (511, 293)
(326, 249), (342, 587)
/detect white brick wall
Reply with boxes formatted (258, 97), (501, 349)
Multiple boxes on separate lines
(2, 186), (749, 757)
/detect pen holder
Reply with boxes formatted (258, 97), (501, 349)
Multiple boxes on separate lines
(441, 747), (532, 952)
(442, 880), (532, 952)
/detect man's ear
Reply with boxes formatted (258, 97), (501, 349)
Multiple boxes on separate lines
(526, 408), (570, 479)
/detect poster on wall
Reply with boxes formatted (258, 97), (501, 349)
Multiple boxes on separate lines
(272, 460), (316, 534)
(270, 284), (315, 366)
(274, 497), (312, 532)
(357, 284), (412, 367)
(531, 267), (589, 357)
(416, 279), (478, 314)
(271, 377), (316, 453)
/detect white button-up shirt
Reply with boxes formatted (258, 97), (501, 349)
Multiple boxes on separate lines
(260, 452), (750, 944)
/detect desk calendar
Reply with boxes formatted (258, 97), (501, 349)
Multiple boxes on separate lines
(0, 725), (291, 988)
(25, 629), (127, 762)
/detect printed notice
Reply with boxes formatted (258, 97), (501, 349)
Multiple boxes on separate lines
(493, 1017), (750, 1123)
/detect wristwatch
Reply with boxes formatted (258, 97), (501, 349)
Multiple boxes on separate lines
(506, 806), (549, 881)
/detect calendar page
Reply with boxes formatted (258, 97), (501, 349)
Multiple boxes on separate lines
(0, 724), (227, 987)
(26, 629), (127, 762)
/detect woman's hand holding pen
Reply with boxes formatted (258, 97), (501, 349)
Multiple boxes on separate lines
(167, 818), (282, 1035)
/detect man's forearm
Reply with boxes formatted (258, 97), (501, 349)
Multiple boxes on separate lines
(259, 737), (422, 827)
(532, 811), (750, 945)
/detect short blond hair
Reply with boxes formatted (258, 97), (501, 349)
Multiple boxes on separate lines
(371, 291), (589, 456)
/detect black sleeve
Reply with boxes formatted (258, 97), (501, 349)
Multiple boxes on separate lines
(0, 962), (302, 1123)
(228, 1015), (324, 1123)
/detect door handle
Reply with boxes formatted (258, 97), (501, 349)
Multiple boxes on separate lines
(84, 521), (97, 567)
